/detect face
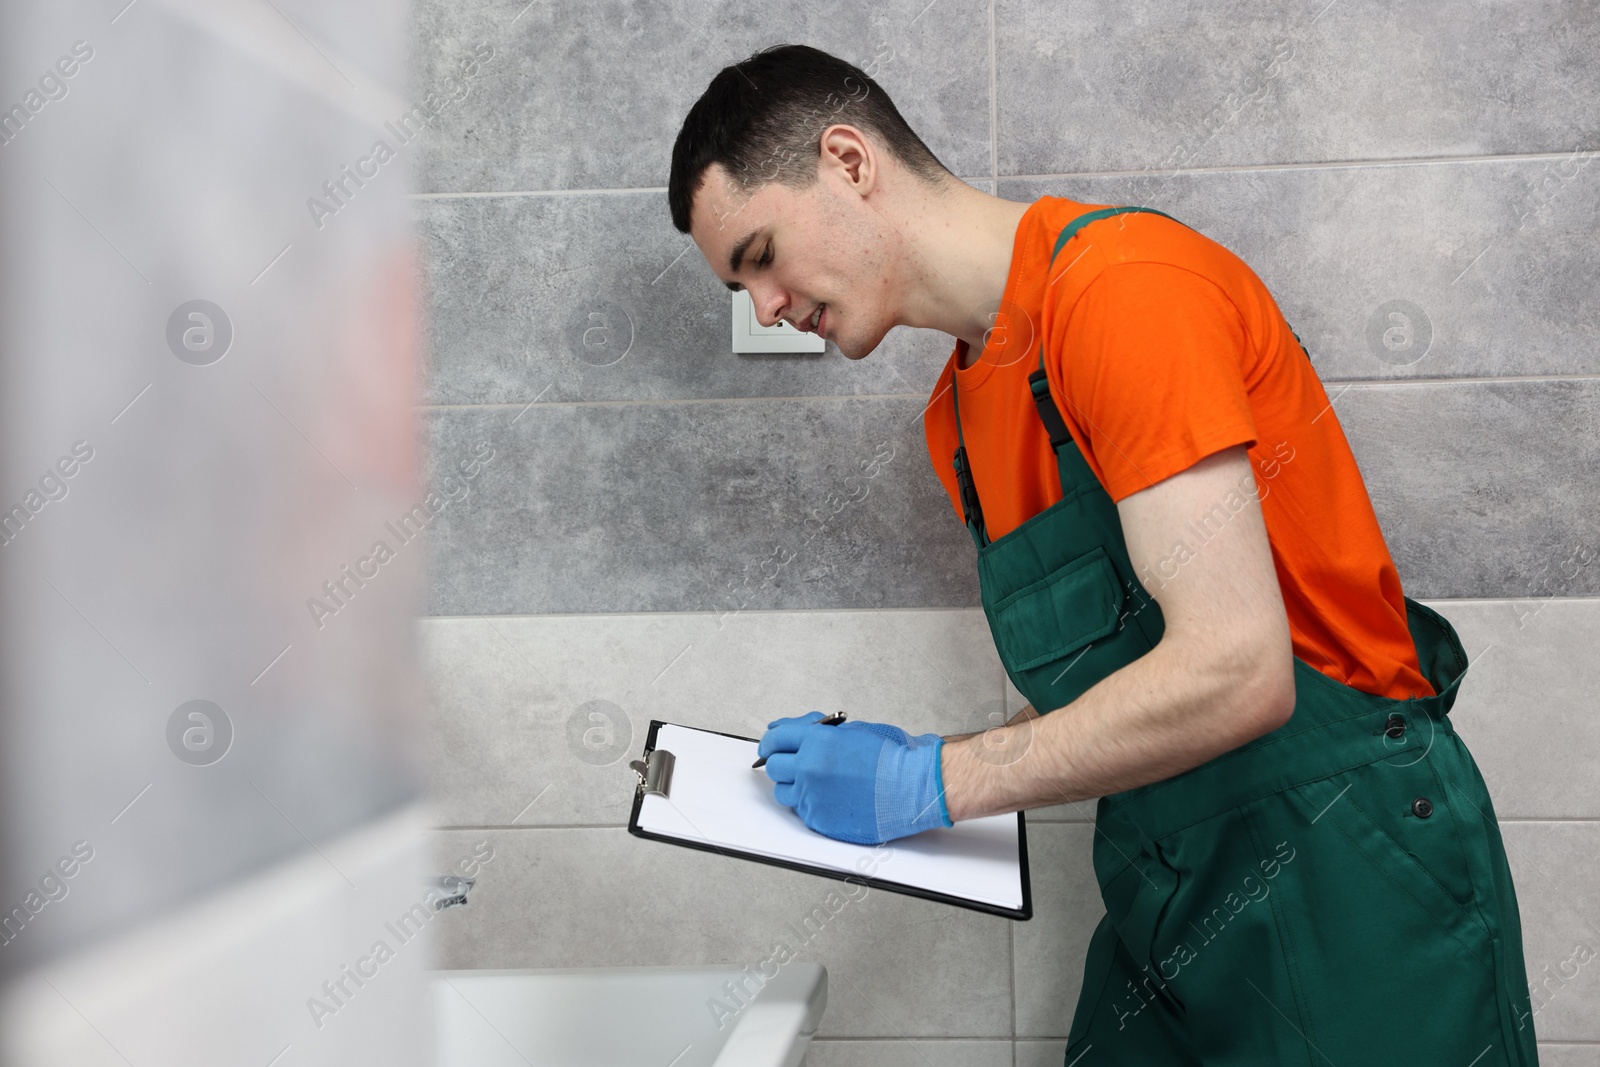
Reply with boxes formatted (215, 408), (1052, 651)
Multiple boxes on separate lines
(688, 151), (898, 361)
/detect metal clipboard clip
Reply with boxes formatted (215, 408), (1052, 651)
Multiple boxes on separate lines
(629, 747), (675, 798)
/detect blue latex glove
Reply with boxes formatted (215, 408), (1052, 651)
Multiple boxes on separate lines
(757, 711), (953, 845)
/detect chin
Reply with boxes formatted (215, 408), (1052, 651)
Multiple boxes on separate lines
(835, 325), (886, 361)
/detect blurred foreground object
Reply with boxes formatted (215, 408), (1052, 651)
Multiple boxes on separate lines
(0, 1), (432, 1063)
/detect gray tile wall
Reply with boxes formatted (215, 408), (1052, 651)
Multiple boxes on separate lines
(414, 1), (1599, 1062)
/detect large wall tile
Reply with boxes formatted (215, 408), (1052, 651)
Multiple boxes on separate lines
(425, 361), (1598, 620)
(416, 191), (963, 406)
(1012, 824), (1103, 1038)
(415, 595), (1600, 833)
(1440, 599), (1600, 819)
(424, 397), (980, 615)
(1002, 158), (1600, 381)
(804, 1040), (1012, 1066)
(421, 162), (1600, 402)
(417, 610), (1004, 826)
(1537, 1048), (1600, 1067)
(412, 0), (992, 194)
(996, 0), (1600, 174)
(430, 828), (1015, 1038)
(1337, 381), (1600, 599)
(1501, 822), (1600, 1042)
(1015, 1040), (1071, 1066)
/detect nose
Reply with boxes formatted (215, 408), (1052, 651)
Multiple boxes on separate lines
(749, 287), (790, 330)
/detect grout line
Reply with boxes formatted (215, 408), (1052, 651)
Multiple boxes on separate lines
(414, 596), (1600, 624)
(405, 147), (1600, 200)
(1008, 886), (1018, 1048)
(988, 0), (998, 186)
(420, 392), (936, 411)
(1320, 373), (1600, 387)
(802, 1036), (1600, 1045)
(997, 628), (1018, 1053)
(410, 186), (670, 199)
(810, 1036), (1600, 1042)
(1418, 595), (1600, 605)
(807, 1037), (1021, 1043)
(435, 818), (1600, 831)
(414, 606), (1001, 622)
(998, 146), (1600, 180)
(1028, 816), (1600, 823)
(434, 823), (629, 831)
(419, 607), (985, 621)
(417, 374), (1600, 414)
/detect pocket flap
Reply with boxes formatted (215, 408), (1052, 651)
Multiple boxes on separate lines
(991, 547), (1123, 673)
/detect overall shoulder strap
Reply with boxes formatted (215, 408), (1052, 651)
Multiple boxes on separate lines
(949, 372), (988, 547)
(1031, 204), (1189, 480)
(1048, 205), (1182, 270)
(1026, 349), (1073, 450)
(1026, 347), (1111, 502)
(952, 204), (1186, 547)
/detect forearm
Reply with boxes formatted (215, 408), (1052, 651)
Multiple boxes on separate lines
(939, 639), (1290, 822)
(941, 703), (1040, 745)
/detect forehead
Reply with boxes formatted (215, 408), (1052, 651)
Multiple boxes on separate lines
(689, 166), (791, 279)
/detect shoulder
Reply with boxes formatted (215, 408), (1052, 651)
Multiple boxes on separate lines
(1040, 209), (1244, 326)
(1049, 260), (1248, 361)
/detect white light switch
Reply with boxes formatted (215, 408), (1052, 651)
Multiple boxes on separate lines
(731, 290), (825, 353)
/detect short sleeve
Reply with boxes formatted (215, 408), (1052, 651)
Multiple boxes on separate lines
(1051, 261), (1258, 502)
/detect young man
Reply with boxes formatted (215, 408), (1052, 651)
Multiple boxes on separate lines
(669, 44), (1539, 1065)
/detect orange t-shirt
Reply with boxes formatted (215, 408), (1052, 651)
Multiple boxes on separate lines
(923, 195), (1434, 700)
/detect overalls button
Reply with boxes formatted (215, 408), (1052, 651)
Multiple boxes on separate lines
(1384, 714), (1406, 739)
(1411, 797), (1434, 818)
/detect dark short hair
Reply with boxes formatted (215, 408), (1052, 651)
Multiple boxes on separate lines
(668, 43), (951, 234)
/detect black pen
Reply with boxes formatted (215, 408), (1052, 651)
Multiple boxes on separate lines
(752, 711), (847, 768)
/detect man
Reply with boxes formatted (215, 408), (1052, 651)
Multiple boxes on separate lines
(668, 43), (1538, 1065)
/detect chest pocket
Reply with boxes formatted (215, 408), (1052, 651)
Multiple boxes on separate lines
(991, 545), (1123, 672)
(973, 471), (1162, 712)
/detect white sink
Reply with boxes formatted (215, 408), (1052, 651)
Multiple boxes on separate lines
(432, 962), (826, 1067)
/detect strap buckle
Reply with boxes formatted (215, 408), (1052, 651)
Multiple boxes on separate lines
(953, 445), (990, 548)
(1027, 368), (1073, 450)
(953, 445), (982, 527)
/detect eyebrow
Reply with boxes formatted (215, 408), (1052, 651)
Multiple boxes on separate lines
(725, 229), (761, 289)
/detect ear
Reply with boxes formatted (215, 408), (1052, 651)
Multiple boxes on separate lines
(818, 124), (877, 195)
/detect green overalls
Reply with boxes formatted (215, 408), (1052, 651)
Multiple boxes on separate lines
(949, 206), (1540, 1065)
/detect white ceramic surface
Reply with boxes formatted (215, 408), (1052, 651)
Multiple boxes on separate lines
(433, 962), (826, 1067)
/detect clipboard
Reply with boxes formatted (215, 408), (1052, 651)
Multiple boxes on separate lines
(627, 719), (1032, 921)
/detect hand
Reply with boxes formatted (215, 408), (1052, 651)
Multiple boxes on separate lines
(757, 712), (952, 844)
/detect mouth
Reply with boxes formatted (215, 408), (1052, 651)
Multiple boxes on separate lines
(808, 304), (827, 337)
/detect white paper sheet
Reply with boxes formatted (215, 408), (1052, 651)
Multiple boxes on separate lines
(635, 723), (1025, 911)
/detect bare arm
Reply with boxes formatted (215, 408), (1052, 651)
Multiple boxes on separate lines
(942, 703), (1040, 745)
(939, 445), (1297, 821)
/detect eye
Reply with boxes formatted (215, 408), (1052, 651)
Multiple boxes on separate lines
(757, 244), (772, 267)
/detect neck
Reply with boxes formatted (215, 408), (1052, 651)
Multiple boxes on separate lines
(884, 181), (1031, 356)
